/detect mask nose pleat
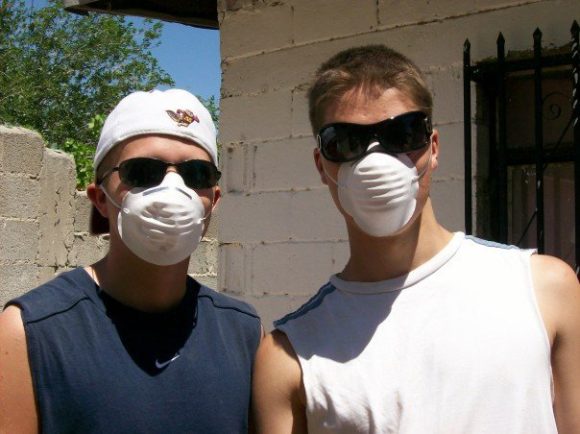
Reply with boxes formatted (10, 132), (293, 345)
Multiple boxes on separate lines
(360, 189), (408, 207)
(357, 165), (398, 178)
(358, 170), (406, 192)
(147, 216), (196, 230)
(337, 151), (419, 237)
(146, 229), (171, 242)
(117, 171), (208, 266)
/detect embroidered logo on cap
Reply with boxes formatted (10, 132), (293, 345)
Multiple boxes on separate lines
(166, 109), (200, 127)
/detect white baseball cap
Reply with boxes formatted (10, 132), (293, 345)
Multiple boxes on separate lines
(94, 88), (218, 169)
(90, 88), (218, 234)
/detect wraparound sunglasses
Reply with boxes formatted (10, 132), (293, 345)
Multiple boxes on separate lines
(98, 157), (221, 190)
(317, 111), (433, 163)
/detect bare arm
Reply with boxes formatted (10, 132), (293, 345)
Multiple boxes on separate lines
(531, 254), (580, 434)
(0, 306), (38, 434)
(252, 330), (307, 434)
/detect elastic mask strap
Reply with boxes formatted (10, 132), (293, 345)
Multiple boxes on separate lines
(322, 164), (343, 188)
(201, 187), (217, 221)
(99, 185), (122, 209)
(412, 140), (433, 182)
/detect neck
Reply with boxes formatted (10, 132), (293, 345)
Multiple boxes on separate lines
(340, 198), (453, 282)
(88, 241), (190, 313)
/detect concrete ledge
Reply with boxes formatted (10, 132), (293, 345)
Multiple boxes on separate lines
(0, 126), (45, 177)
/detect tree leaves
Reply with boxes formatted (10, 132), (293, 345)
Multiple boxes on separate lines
(0, 0), (220, 189)
(0, 0), (174, 187)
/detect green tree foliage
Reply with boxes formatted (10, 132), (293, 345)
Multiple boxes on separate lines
(0, 0), (175, 187)
(60, 114), (105, 188)
(200, 95), (219, 127)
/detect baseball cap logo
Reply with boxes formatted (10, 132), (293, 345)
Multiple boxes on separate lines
(166, 109), (200, 127)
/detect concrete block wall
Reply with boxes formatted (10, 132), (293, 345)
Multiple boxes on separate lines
(0, 126), (75, 306)
(0, 126), (218, 307)
(218, 0), (580, 328)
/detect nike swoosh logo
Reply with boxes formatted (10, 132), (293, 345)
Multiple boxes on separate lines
(155, 353), (180, 369)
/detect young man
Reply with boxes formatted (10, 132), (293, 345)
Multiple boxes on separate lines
(0, 89), (262, 434)
(252, 46), (580, 433)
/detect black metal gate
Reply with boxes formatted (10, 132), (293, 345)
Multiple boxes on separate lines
(463, 21), (580, 275)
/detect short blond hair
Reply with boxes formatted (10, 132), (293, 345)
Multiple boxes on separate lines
(308, 45), (433, 133)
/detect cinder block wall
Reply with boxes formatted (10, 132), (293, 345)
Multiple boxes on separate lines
(0, 126), (218, 307)
(1, 126), (75, 306)
(217, 0), (580, 328)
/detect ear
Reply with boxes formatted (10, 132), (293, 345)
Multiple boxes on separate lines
(210, 186), (222, 212)
(430, 129), (440, 171)
(313, 148), (329, 185)
(87, 182), (109, 218)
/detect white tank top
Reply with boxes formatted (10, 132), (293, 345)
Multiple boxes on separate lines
(275, 233), (556, 434)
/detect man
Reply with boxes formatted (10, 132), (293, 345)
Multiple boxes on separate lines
(0, 89), (262, 433)
(252, 46), (580, 433)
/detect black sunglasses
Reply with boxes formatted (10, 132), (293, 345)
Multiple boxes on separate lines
(98, 157), (221, 189)
(317, 111), (433, 163)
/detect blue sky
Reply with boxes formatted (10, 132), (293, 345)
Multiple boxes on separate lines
(29, 1), (222, 101)
(144, 21), (221, 101)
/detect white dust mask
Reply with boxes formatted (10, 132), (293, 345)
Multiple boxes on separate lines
(102, 171), (209, 266)
(326, 143), (431, 237)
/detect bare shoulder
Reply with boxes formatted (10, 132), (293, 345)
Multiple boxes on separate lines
(530, 254), (580, 307)
(530, 254), (580, 341)
(252, 330), (307, 434)
(259, 330), (301, 364)
(530, 254), (578, 288)
(0, 305), (38, 434)
(0, 305), (28, 384)
(254, 330), (304, 401)
(531, 255), (580, 432)
(0, 305), (26, 345)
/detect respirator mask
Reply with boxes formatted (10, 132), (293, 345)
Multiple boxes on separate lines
(98, 157), (221, 266)
(317, 111), (433, 237)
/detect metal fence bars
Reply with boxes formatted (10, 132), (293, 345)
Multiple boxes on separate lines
(463, 21), (580, 275)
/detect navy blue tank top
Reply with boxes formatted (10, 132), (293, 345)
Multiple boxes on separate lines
(8, 268), (261, 434)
